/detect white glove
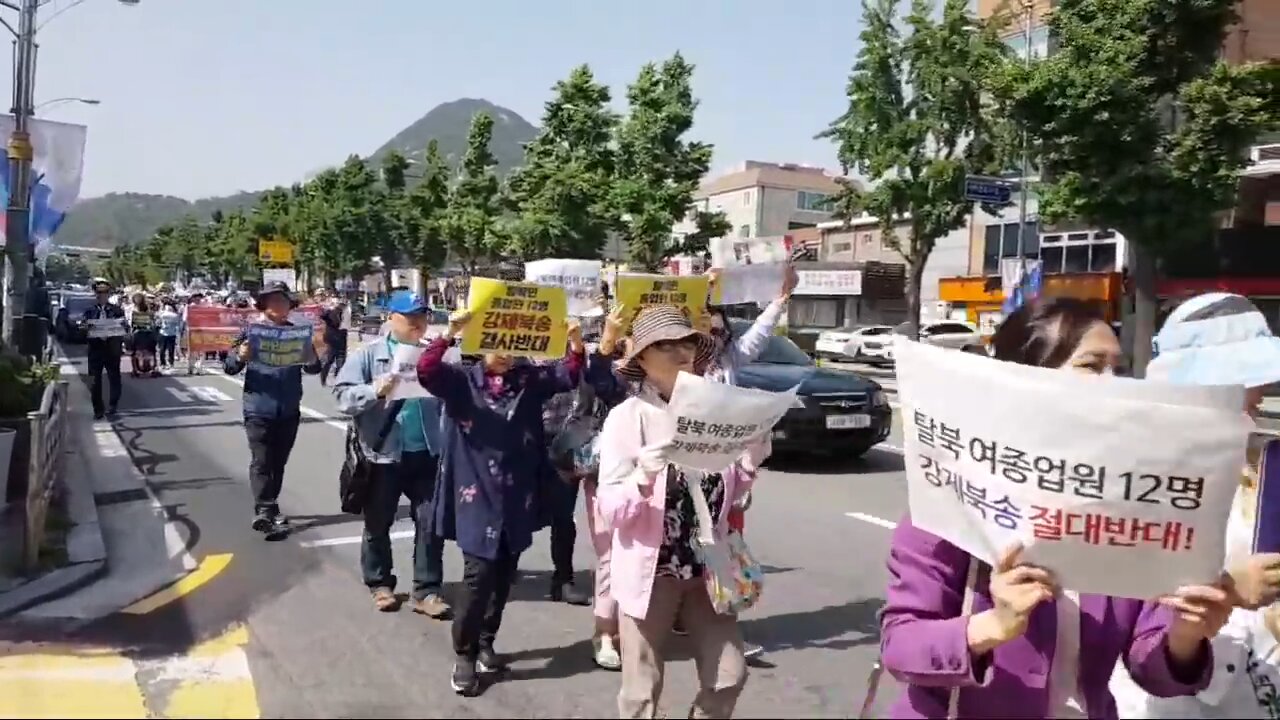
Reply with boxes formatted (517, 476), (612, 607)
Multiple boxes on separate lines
(635, 442), (673, 482)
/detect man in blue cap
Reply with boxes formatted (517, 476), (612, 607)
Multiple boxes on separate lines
(334, 289), (451, 618)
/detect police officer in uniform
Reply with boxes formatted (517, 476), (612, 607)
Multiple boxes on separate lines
(82, 278), (126, 419)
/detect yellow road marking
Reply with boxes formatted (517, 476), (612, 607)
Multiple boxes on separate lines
(149, 624), (259, 719)
(120, 552), (233, 615)
(0, 647), (146, 719)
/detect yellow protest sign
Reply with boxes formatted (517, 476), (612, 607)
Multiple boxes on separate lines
(462, 278), (568, 359)
(258, 238), (295, 265)
(615, 273), (711, 330)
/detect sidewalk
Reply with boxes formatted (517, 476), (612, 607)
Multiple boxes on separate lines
(1, 351), (196, 623)
(0, 369), (106, 619)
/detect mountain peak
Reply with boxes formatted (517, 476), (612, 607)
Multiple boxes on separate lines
(57, 98), (540, 250)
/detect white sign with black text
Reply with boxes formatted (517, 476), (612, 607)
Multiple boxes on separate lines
(663, 372), (797, 472)
(387, 342), (432, 400)
(895, 336), (1250, 599)
(793, 270), (862, 296)
(525, 259), (603, 318)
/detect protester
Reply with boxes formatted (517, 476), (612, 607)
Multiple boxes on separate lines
(877, 297), (1232, 719)
(684, 264), (797, 658)
(129, 294), (159, 377)
(318, 289), (348, 387)
(1110, 292), (1280, 718)
(597, 305), (767, 718)
(82, 278), (125, 419)
(225, 281), (323, 540)
(334, 290), (451, 619)
(545, 300), (631, 670)
(157, 301), (182, 369)
(417, 309), (586, 697)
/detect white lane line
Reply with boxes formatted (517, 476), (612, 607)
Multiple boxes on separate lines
(207, 372), (347, 431)
(299, 529), (414, 548)
(845, 512), (897, 529)
(166, 386), (193, 403)
(190, 385), (233, 403)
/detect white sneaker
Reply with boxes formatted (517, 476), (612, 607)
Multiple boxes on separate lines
(593, 635), (622, 671)
(743, 642), (764, 659)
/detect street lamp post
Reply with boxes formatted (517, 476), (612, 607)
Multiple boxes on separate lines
(34, 96), (100, 113)
(1, 0), (135, 352)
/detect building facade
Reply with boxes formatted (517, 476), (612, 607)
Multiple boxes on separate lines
(672, 160), (846, 243)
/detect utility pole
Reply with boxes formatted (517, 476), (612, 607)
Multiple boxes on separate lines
(4, 0), (36, 352)
(1012, 0), (1034, 270)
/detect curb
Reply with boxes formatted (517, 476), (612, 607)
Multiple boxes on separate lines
(0, 343), (108, 620)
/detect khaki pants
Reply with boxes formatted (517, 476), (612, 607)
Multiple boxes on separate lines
(618, 576), (747, 719)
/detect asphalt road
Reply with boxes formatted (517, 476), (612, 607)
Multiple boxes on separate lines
(14, 345), (911, 719)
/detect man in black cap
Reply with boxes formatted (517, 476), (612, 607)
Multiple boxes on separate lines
(82, 278), (126, 419)
(225, 281), (323, 539)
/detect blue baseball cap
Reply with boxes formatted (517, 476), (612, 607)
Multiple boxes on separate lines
(386, 290), (429, 315)
(1148, 292), (1280, 389)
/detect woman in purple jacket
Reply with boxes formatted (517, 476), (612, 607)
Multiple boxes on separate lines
(879, 298), (1234, 719)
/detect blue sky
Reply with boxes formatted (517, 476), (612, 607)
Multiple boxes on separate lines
(8, 0), (865, 200)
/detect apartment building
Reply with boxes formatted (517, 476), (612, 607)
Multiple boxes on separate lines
(672, 160), (846, 242)
(940, 0), (1280, 334)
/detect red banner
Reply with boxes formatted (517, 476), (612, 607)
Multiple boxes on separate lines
(186, 305), (325, 354)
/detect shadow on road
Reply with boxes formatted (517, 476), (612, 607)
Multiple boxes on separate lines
(738, 597), (883, 653)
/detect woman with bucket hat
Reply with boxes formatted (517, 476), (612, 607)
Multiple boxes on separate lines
(225, 281), (323, 540)
(1111, 292), (1280, 718)
(596, 305), (769, 718)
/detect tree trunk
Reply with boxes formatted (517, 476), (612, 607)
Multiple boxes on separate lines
(417, 267), (431, 299)
(381, 264), (394, 293)
(1128, 242), (1159, 378)
(905, 256), (925, 341)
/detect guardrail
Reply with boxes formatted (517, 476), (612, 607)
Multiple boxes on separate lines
(22, 379), (69, 571)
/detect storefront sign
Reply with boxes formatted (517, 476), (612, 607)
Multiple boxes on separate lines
(794, 270), (862, 296)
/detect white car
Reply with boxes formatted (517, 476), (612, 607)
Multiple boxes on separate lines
(860, 321), (982, 363)
(814, 325), (893, 360)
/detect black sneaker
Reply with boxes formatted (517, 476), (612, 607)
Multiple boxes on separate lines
(251, 511), (273, 533)
(451, 657), (480, 696)
(264, 515), (290, 541)
(550, 581), (591, 606)
(477, 646), (508, 674)
(93, 410), (105, 420)
(107, 406), (118, 417)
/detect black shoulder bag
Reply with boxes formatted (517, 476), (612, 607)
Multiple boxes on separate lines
(339, 399), (405, 514)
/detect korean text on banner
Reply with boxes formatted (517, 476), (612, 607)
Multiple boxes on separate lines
(895, 336), (1251, 599)
(525, 259), (602, 317)
(713, 264), (787, 306)
(615, 273), (710, 329)
(86, 318), (126, 339)
(663, 372), (797, 472)
(461, 278), (568, 359)
(388, 342), (432, 400)
(185, 306), (248, 354)
(246, 324), (314, 368)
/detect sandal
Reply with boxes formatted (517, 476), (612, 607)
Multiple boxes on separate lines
(372, 587), (399, 612)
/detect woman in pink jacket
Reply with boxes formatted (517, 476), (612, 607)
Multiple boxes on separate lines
(596, 305), (765, 719)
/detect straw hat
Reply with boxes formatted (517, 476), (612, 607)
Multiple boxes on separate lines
(616, 305), (716, 381)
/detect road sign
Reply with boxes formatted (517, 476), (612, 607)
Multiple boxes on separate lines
(963, 175), (1015, 205)
(258, 238), (294, 265)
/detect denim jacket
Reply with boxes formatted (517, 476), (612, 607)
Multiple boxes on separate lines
(333, 334), (442, 463)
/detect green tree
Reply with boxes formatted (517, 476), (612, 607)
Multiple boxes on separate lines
(506, 64), (619, 260)
(443, 112), (504, 274)
(612, 54), (725, 271)
(996, 0), (1280, 374)
(821, 0), (1011, 338)
(403, 140), (451, 286)
(378, 150), (411, 289)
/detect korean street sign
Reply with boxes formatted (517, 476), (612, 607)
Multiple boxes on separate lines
(963, 175), (1015, 205)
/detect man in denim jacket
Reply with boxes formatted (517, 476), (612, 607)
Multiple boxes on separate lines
(333, 290), (451, 618)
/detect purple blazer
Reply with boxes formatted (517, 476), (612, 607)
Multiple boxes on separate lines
(881, 517), (1212, 719)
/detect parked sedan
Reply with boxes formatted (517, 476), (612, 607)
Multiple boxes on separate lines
(859, 320), (982, 364)
(730, 322), (892, 458)
(813, 325), (893, 361)
(54, 293), (97, 343)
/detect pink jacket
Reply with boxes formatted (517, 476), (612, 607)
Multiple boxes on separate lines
(595, 391), (765, 620)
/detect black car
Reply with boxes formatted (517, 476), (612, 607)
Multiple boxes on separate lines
(55, 293), (97, 343)
(730, 323), (892, 458)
